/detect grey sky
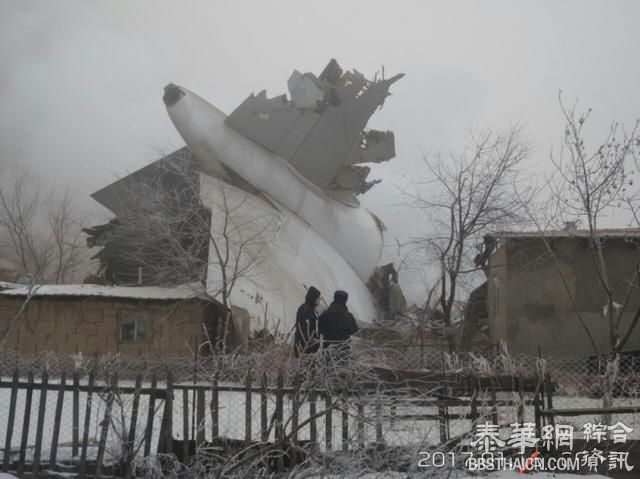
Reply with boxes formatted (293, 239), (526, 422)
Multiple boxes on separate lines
(1, 0), (639, 283)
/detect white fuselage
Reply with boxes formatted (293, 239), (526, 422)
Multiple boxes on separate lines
(165, 86), (383, 284)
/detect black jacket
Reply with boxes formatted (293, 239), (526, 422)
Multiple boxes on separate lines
(318, 302), (359, 343)
(294, 303), (319, 356)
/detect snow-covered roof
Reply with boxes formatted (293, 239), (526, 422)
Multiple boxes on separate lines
(487, 228), (640, 240)
(0, 282), (208, 301)
(0, 281), (21, 290)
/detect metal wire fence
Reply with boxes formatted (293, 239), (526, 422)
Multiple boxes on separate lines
(1, 342), (639, 396)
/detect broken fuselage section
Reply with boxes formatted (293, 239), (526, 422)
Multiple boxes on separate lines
(87, 60), (404, 337)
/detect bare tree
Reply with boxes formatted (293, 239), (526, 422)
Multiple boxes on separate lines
(48, 188), (87, 283)
(0, 167), (50, 279)
(0, 166), (88, 348)
(403, 126), (531, 350)
(551, 95), (640, 353)
(520, 94), (640, 411)
(0, 166), (87, 283)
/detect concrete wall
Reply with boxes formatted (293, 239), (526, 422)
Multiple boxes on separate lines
(488, 237), (640, 356)
(487, 243), (508, 344)
(0, 296), (209, 356)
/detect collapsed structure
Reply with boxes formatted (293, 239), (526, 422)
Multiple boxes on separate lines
(85, 60), (406, 342)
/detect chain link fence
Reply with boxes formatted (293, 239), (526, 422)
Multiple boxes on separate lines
(1, 342), (640, 395)
(1, 343), (639, 476)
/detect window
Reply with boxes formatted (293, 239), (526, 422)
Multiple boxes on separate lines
(119, 314), (146, 343)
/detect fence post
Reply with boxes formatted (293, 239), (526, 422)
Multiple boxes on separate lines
(49, 371), (67, 470)
(325, 391), (333, 451)
(2, 368), (19, 472)
(125, 374), (142, 479)
(17, 371), (34, 478)
(517, 375), (525, 424)
(245, 372), (252, 448)
(211, 375), (219, 440)
(309, 389), (317, 448)
(470, 381), (478, 429)
(357, 401), (365, 449)
(143, 374), (157, 457)
(544, 373), (555, 430)
(95, 374), (117, 479)
(196, 387), (205, 452)
(164, 372), (174, 455)
(490, 383), (498, 426)
(78, 370), (95, 479)
(72, 371), (80, 458)
(375, 399), (383, 444)
(291, 374), (302, 467)
(438, 400), (448, 444)
(341, 401), (349, 452)
(534, 380), (542, 438)
(182, 388), (190, 461)
(191, 340), (197, 443)
(275, 371), (284, 473)
(32, 370), (49, 478)
(260, 372), (268, 442)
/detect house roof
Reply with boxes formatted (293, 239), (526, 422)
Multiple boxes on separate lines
(0, 282), (208, 301)
(486, 228), (640, 240)
(0, 281), (21, 291)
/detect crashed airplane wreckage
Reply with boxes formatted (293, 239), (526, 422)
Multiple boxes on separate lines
(85, 59), (405, 340)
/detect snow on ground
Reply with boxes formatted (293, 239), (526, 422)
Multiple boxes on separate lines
(1, 376), (639, 473)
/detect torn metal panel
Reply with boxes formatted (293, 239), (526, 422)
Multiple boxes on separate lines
(287, 70), (325, 109)
(224, 90), (314, 156)
(287, 74), (401, 189)
(327, 165), (381, 202)
(345, 130), (396, 166)
(225, 59), (403, 201)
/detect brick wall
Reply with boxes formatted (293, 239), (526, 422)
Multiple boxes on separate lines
(0, 296), (208, 356)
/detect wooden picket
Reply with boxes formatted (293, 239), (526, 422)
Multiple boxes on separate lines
(2, 369), (18, 473)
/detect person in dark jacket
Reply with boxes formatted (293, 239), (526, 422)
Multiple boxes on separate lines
(294, 286), (322, 357)
(318, 290), (359, 349)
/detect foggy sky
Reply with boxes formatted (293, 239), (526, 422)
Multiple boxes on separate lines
(1, 0), (640, 291)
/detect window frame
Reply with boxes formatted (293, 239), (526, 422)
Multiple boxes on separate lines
(118, 311), (148, 343)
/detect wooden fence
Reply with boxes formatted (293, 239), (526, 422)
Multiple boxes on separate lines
(0, 369), (544, 478)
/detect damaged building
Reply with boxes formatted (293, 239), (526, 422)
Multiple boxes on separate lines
(471, 227), (640, 356)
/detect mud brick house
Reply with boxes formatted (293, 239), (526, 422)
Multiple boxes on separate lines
(475, 228), (640, 356)
(0, 283), (249, 356)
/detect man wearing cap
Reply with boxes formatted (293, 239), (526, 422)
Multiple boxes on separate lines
(318, 290), (359, 366)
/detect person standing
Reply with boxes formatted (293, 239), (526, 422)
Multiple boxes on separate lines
(318, 290), (359, 366)
(294, 286), (322, 357)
